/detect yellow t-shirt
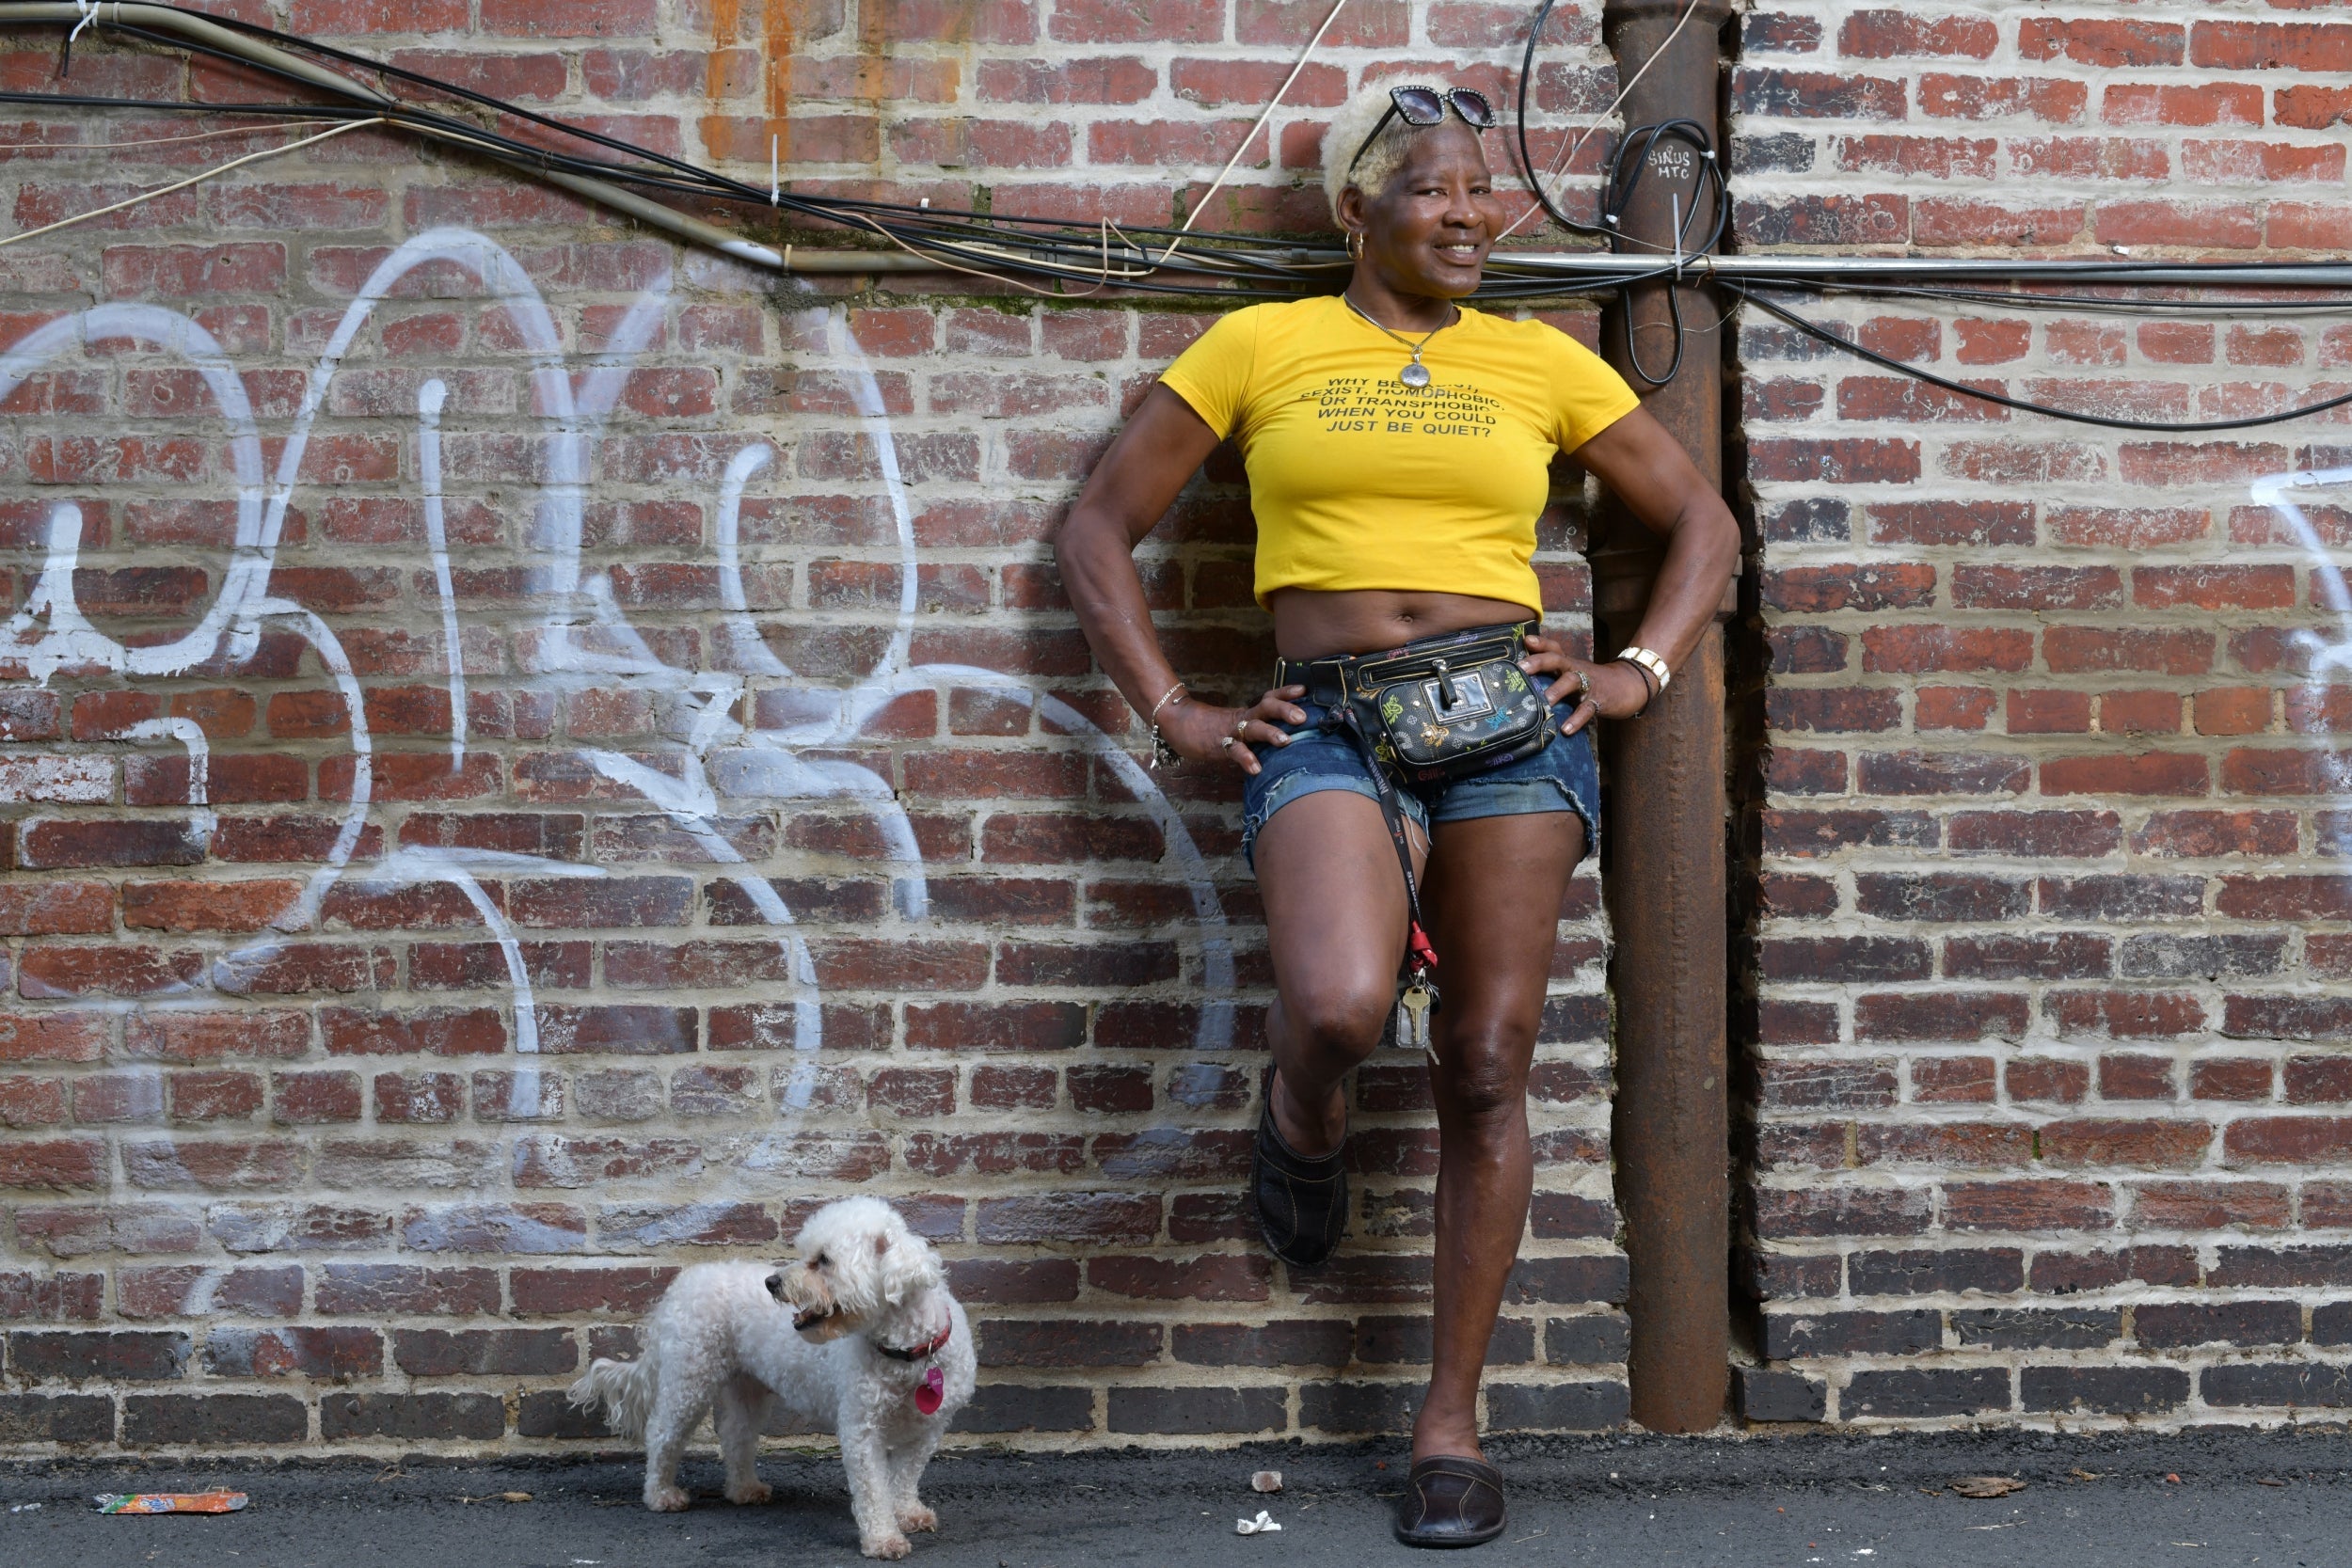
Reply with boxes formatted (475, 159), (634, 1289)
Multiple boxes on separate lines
(1156, 294), (1642, 612)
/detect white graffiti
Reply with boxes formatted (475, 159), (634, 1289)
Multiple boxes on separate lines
(2255, 467), (2352, 804)
(0, 227), (1237, 1126)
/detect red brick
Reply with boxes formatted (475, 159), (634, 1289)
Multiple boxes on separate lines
(1916, 687), (1996, 732)
(2008, 690), (2091, 735)
(103, 244), (285, 297)
(2103, 83), (2263, 128)
(1734, 70), (1907, 120)
(1920, 73), (2088, 123)
(2048, 992), (2207, 1041)
(1048, 0), (1210, 42)
(1838, 10), (1997, 58)
(2132, 1181), (2288, 1232)
(2008, 1058), (2090, 1104)
(1862, 626), (2033, 674)
(2020, 18), (2185, 69)
(2041, 753), (2210, 797)
(2042, 1123), (2201, 1170)
(2189, 1059), (2274, 1102)
(2191, 20), (2352, 73)
(1945, 1180), (2115, 1231)
(2277, 86), (2352, 132)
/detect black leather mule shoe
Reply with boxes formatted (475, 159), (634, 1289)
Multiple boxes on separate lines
(1249, 1086), (1346, 1268)
(1393, 1454), (1508, 1548)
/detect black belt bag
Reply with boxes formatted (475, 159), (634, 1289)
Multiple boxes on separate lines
(1278, 620), (1551, 788)
(1275, 621), (1554, 1058)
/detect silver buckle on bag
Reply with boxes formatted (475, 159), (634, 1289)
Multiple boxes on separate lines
(1423, 664), (1493, 721)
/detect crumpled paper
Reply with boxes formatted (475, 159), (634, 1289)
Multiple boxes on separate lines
(1235, 1509), (1283, 1535)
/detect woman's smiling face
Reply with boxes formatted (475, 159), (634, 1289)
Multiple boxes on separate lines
(1341, 119), (1506, 301)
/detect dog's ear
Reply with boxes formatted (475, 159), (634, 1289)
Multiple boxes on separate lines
(875, 1227), (938, 1307)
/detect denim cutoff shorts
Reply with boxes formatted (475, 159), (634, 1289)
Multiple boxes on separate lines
(1239, 699), (1602, 870)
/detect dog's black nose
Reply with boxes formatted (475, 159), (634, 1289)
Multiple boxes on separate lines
(764, 1274), (784, 1296)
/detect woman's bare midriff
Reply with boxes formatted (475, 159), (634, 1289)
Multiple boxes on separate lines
(1268, 586), (1537, 663)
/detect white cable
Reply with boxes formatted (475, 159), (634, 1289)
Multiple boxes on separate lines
(66, 0), (95, 48)
(1497, 0), (1703, 241)
(0, 117), (381, 249)
(23, 118), (339, 150)
(1158, 0), (1353, 264)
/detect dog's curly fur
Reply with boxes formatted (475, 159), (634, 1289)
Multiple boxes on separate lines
(567, 1197), (975, 1560)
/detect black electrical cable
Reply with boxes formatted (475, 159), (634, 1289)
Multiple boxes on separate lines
(10, 0), (2352, 404)
(106, 8), (781, 206)
(1598, 118), (1724, 385)
(15, 0), (1662, 299)
(4, 85), (1672, 301)
(1729, 281), (2352, 434)
(1512, 0), (1611, 240)
(1737, 277), (2352, 316)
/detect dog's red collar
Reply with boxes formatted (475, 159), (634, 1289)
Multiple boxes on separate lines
(877, 1322), (951, 1362)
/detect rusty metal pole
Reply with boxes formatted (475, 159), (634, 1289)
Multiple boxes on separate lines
(1593, 0), (1735, 1434)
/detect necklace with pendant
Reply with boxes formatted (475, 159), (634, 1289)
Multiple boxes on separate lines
(1343, 293), (1455, 388)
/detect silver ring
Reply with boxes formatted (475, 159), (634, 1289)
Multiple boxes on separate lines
(1233, 718), (1249, 738)
(1219, 736), (1235, 748)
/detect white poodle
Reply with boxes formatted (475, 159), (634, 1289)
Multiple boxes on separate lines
(567, 1196), (975, 1559)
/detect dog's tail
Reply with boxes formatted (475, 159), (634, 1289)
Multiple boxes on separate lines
(567, 1352), (657, 1440)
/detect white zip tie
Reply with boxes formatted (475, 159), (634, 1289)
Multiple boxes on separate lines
(771, 133), (779, 205)
(67, 0), (99, 49)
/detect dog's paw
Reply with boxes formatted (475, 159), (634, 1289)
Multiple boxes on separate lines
(726, 1481), (772, 1506)
(896, 1504), (938, 1534)
(646, 1485), (691, 1513)
(860, 1531), (913, 1560)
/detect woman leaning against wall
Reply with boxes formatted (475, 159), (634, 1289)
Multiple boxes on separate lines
(1054, 79), (1740, 1548)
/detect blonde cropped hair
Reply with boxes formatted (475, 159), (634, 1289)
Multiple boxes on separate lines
(1321, 77), (1448, 224)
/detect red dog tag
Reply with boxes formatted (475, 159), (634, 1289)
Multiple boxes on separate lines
(914, 1366), (944, 1415)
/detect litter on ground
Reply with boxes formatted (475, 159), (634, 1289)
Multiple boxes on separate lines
(1235, 1509), (1282, 1535)
(1948, 1477), (2026, 1499)
(94, 1493), (249, 1514)
(1250, 1472), (1283, 1494)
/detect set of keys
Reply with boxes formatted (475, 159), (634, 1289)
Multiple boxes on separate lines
(1395, 978), (1440, 1064)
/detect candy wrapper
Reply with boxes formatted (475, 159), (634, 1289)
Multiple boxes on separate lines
(95, 1492), (249, 1515)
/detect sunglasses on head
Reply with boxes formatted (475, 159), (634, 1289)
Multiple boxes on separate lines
(1344, 85), (1498, 180)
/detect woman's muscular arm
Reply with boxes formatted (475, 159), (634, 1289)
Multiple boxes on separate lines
(1521, 404), (1742, 735)
(1053, 384), (1307, 773)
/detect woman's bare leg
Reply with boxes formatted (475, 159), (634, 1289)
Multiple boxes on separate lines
(1409, 810), (1585, 1462)
(1251, 789), (1422, 1155)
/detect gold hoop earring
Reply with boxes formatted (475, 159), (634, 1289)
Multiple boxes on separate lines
(1346, 230), (1363, 261)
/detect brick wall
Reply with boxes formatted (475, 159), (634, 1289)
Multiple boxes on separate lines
(0, 0), (2347, 1457)
(1733, 4), (2352, 1424)
(0, 0), (1623, 1452)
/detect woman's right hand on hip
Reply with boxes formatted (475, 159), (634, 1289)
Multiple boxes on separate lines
(1162, 684), (1309, 775)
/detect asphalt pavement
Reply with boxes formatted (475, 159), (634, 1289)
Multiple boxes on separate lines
(7, 1426), (2351, 1567)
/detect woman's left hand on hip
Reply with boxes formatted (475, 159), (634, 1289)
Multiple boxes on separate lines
(1520, 631), (1652, 735)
